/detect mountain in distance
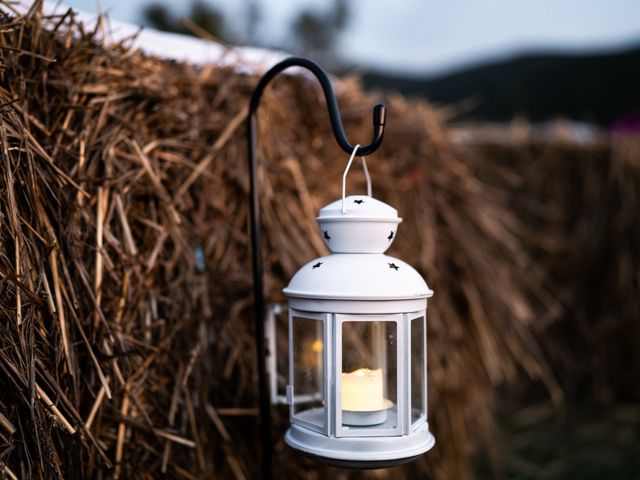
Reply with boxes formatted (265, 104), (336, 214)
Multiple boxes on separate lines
(360, 45), (640, 125)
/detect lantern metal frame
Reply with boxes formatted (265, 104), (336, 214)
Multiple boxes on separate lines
(247, 56), (386, 479)
(407, 311), (429, 433)
(287, 309), (330, 434)
(278, 284), (434, 468)
(334, 313), (404, 438)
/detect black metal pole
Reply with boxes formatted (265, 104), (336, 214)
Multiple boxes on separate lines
(247, 56), (386, 479)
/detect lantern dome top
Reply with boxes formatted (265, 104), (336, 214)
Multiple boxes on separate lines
(316, 195), (402, 254)
(283, 253), (433, 301)
(317, 195), (401, 222)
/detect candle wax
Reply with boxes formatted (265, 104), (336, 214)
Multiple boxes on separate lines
(341, 367), (385, 411)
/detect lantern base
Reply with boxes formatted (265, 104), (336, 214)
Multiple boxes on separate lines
(303, 453), (422, 470)
(285, 421), (435, 469)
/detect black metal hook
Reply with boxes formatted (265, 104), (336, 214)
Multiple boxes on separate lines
(246, 56), (387, 479)
(249, 56), (386, 156)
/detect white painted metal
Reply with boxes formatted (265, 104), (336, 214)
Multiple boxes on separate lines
(288, 310), (330, 435)
(335, 314), (403, 438)
(316, 196), (402, 254)
(279, 173), (435, 464)
(408, 311), (428, 432)
(321, 194), (399, 222)
(287, 297), (427, 314)
(285, 421), (435, 464)
(266, 303), (288, 405)
(402, 314), (411, 435)
(283, 254), (432, 301)
(340, 144), (372, 214)
(314, 148), (404, 254)
(282, 309), (435, 463)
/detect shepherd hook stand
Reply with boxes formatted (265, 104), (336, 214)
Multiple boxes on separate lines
(247, 56), (386, 478)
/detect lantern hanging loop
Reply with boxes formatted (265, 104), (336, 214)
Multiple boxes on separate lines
(341, 144), (372, 214)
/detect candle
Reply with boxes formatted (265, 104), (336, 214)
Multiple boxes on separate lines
(341, 368), (388, 426)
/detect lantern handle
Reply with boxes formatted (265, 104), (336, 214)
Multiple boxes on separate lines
(362, 154), (373, 197)
(341, 144), (372, 214)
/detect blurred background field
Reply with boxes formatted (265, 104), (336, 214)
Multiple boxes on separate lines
(65, 0), (640, 127)
(0, 1), (639, 479)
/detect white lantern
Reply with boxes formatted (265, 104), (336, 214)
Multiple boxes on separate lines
(277, 153), (435, 468)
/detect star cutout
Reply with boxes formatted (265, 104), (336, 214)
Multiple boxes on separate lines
(388, 263), (399, 270)
(387, 231), (394, 241)
(323, 230), (331, 241)
(353, 199), (364, 204)
(303, 367), (314, 381)
(312, 262), (323, 269)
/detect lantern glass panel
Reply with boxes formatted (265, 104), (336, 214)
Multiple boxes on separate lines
(339, 318), (398, 434)
(410, 315), (426, 427)
(291, 316), (324, 431)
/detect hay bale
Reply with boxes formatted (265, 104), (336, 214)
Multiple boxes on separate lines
(0, 6), (561, 479)
(467, 135), (640, 404)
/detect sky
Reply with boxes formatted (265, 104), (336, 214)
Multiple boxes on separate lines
(63, 0), (640, 76)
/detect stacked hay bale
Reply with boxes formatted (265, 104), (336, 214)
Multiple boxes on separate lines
(464, 135), (640, 476)
(468, 136), (640, 405)
(3, 4), (636, 479)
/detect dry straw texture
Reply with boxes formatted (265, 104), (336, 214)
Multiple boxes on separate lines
(1, 3), (638, 480)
